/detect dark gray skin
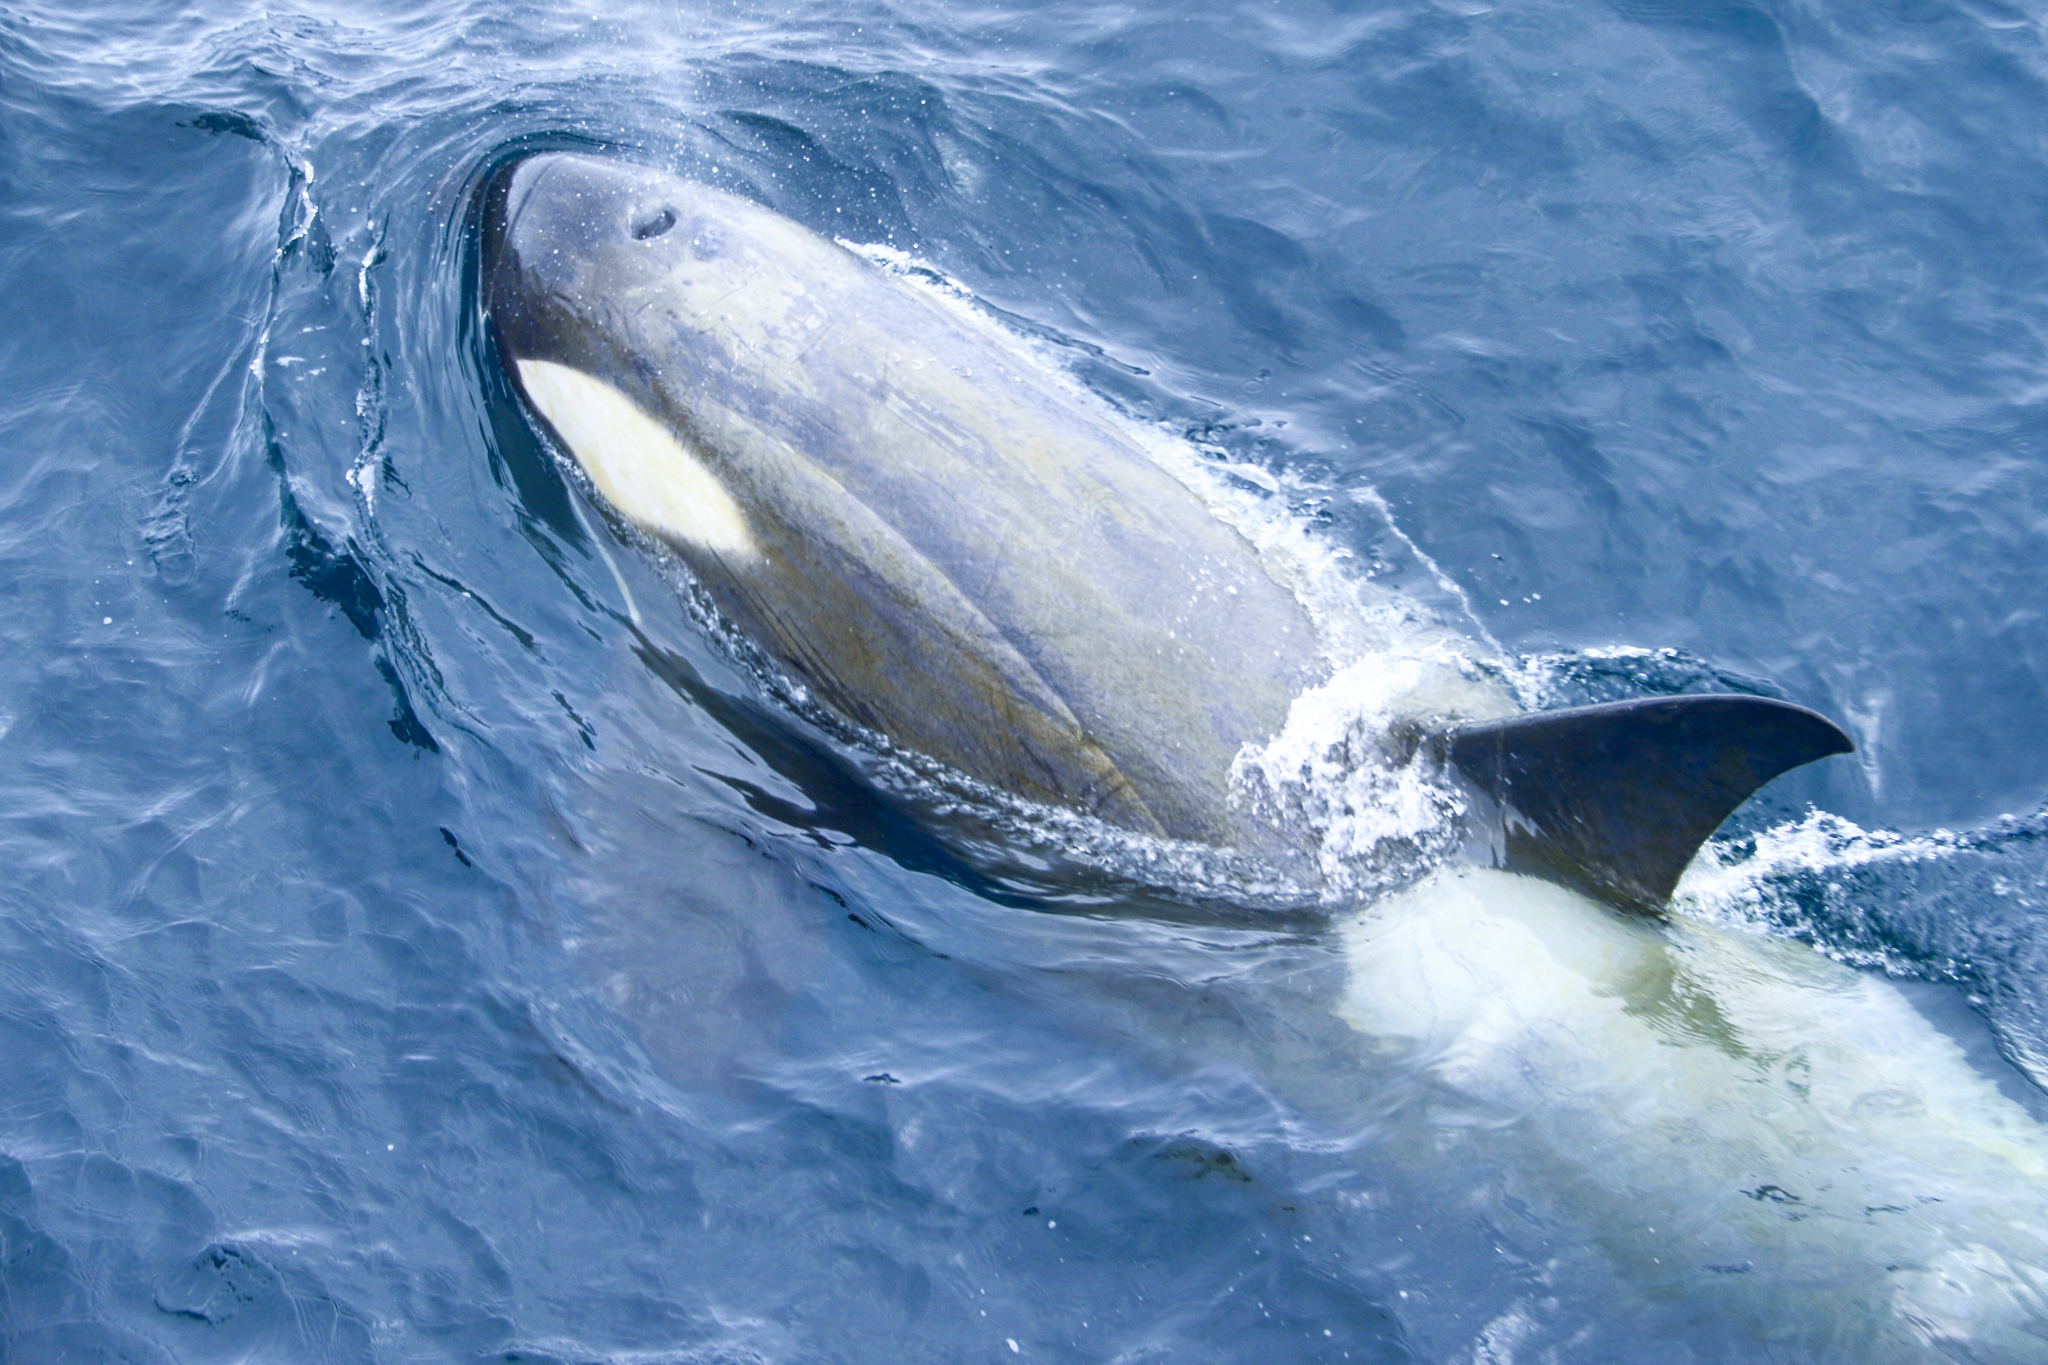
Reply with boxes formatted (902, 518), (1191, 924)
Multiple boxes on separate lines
(485, 153), (1327, 849)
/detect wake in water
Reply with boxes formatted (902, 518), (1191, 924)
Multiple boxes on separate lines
(1228, 652), (1491, 895)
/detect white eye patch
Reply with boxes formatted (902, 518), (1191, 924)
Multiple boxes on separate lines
(515, 358), (756, 559)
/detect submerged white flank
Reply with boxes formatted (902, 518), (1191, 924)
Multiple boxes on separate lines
(1338, 867), (2048, 1353)
(516, 359), (755, 558)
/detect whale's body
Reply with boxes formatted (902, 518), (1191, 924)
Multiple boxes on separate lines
(484, 152), (1850, 904)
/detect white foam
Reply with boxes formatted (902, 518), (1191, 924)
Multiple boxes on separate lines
(1229, 652), (1510, 893)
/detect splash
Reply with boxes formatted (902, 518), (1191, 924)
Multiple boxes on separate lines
(1228, 652), (1504, 895)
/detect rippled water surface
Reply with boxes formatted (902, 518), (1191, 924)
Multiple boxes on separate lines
(8, 0), (2048, 1360)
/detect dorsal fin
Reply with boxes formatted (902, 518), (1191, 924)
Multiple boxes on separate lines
(1447, 695), (1854, 913)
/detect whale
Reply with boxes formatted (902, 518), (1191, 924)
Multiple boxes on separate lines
(480, 151), (1849, 908)
(479, 153), (2048, 1357)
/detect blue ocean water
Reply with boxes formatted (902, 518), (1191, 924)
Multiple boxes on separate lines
(5, 0), (2048, 1359)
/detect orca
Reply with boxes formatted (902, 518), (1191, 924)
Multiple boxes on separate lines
(480, 151), (1850, 908)
(482, 154), (2048, 1356)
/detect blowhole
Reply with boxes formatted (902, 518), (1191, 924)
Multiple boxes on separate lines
(631, 207), (677, 240)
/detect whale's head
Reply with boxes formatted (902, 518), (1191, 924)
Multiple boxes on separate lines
(481, 151), (852, 422)
(483, 153), (711, 367)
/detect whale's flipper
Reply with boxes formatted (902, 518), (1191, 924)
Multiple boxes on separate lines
(1447, 695), (1854, 913)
